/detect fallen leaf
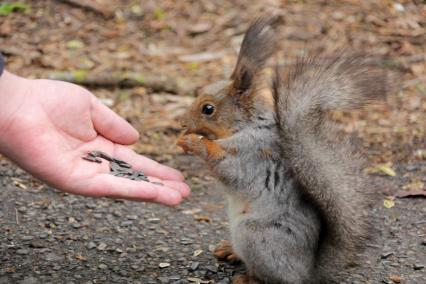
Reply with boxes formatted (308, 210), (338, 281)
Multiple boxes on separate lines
(414, 149), (426, 160)
(11, 177), (27, 189)
(5, 267), (16, 273)
(99, 98), (114, 107)
(366, 163), (396, 177)
(0, 3), (29, 16)
(66, 39), (85, 49)
(187, 277), (210, 284)
(188, 22), (212, 34)
(48, 70), (88, 83)
(179, 51), (227, 62)
(154, 7), (166, 20)
(383, 198), (395, 209)
(396, 190), (426, 198)
(159, 262), (170, 268)
(195, 215), (211, 223)
(389, 275), (402, 283)
(182, 208), (202, 215)
(75, 254), (86, 261)
(402, 180), (425, 191)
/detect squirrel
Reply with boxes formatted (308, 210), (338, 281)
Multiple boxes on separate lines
(177, 16), (392, 284)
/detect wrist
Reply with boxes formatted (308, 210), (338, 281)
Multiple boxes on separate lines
(0, 70), (30, 136)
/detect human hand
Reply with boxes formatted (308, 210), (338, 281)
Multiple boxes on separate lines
(0, 71), (190, 205)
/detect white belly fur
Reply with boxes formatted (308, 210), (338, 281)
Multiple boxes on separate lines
(226, 193), (250, 231)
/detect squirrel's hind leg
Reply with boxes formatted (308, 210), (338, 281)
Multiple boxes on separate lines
(233, 220), (318, 284)
(232, 273), (261, 284)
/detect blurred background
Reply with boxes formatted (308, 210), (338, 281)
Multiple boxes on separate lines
(0, 1), (425, 283)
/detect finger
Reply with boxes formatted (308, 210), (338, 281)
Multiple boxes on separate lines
(114, 146), (185, 182)
(147, 177), (191, 198)
(87, 174), (183, 205)
(90, 96), (139, 145)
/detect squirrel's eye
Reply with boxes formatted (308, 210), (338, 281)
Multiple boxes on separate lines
(201, 104), (215, 115)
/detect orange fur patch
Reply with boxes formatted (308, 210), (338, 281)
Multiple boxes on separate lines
(258, 87), (274, 108)
(260, 148), (273, 159)
(203, 138), (226, 161)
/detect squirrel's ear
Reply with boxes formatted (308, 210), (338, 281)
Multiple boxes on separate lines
(230, 16), (280, 95)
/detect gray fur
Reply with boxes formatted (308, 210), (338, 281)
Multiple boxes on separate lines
(181, 17), (392, 283)
(215, 115), (322, 283)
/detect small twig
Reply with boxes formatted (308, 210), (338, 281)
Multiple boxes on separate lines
(47, 71), (193, 94)
(58, 0), (114, 18)
(15, 208), (19, 225)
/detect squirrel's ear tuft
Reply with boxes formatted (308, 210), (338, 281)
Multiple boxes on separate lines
(230, 16), (280, 95)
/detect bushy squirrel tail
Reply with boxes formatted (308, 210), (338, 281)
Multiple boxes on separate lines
(273, 53), (394, 279)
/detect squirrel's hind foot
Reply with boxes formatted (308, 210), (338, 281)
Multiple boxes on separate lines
(214, 240), (241, 264)
(232, 274), (260, 284)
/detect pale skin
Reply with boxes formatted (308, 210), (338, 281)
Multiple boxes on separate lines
(0, 70), (190, 205)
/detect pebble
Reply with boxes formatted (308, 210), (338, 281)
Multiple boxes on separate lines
(20, 276), (38, 284)
(97, 242), (107, 250)
(87, 242), (96, 249)
(206, 265), (218, 273)
(45, 253), (62, 262)
(381, 252), (394, 259)
(169, 275), (181, 280)
(189, 262), (199, 271)
(126, 215), (138, 220)
(18, 206), (27, 213)
(86, 203), (97, 209)
(21, 236), (33, 241)
(16, 249), (29, 255)
(180, 238), (193, 245)
(413, 263), (424, 270)
(172, 281), (189, 284)
(120, 221), (133, 227)
(30, 241), (44, 248)
(98, 264), (108, 270)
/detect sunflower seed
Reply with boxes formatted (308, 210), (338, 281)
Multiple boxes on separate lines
(82, 156), (102, 163)
(82, 150), (162, 185)
(89, 151), (114, 161)
(114, 160), (132, 169)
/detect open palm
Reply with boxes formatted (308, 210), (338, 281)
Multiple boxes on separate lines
(0, 72), (189, 205)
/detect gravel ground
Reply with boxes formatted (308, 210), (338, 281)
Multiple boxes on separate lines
(1, 156), (425, 284)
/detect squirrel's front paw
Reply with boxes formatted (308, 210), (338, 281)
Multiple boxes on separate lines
(176, 134), (205, 155)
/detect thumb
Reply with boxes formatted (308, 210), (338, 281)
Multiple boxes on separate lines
(90, 96), (139, 145)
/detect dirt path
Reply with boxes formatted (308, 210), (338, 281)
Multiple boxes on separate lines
(1, 1), (425, 283)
